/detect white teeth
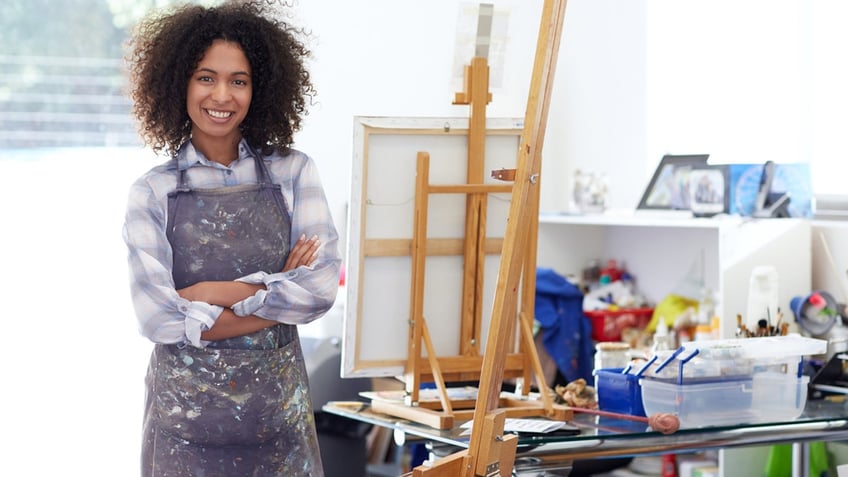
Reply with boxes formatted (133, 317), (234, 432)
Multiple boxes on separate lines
(206, 109), (233, 119)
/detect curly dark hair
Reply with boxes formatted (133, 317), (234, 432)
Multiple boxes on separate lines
(126, 0), (313, 156)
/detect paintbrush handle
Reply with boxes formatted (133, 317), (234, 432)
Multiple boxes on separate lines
(569, 406), (649, 423)
(570, 406), (681, 434)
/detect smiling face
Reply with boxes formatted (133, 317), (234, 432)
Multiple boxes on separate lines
(186, 40), (252, 164)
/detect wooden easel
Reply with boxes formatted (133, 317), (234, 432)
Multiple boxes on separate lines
(368, 0), (569, 432)
(406, 0), (569, 475)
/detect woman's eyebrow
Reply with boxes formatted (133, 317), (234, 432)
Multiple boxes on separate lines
(194, 67), (251, 77)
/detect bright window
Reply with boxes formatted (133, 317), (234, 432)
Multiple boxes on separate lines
(0, 2), (211, 475)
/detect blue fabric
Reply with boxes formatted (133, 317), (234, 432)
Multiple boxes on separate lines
(535, 268), (594, 383)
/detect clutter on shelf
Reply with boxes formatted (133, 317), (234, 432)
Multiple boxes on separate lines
(582, 259), (653, 346)
(735, 312), (789, 338)
(790, 290), (842, 337)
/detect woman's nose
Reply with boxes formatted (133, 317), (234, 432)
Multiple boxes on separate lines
(212, 82), (231, 101)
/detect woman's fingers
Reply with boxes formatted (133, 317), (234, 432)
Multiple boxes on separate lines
(303, 236), (320, 264)
(282, 234), (320, 272)
(297, 235), (320, 265)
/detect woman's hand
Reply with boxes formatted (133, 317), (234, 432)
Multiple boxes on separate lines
(283, 234), (320, 272)
(184, 235), (322, 341)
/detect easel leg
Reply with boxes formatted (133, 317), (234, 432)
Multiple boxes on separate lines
(411, 412), (517, 477)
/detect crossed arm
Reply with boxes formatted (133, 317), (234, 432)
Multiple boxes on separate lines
(176, 235), (321, 341)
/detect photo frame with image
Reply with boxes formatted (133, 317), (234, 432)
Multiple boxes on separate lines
(689, 165), (729, 217)
(637, 154), (710, 211)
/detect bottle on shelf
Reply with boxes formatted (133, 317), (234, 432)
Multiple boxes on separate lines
(694, 288), (716, 341)
(652, 317), (672, 352)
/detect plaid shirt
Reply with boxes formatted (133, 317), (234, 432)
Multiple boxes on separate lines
(123, 140), (341, 348)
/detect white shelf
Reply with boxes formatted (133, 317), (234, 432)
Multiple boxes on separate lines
(539, 209), (743, 228)
(536, 212), (811, 338)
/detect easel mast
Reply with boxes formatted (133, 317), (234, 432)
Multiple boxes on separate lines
(413, 0), (568, 475)
(457, 54), (492, 359)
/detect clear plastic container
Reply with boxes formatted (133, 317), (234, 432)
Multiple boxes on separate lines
(637, 335), (824, 428)
(640, 373), (810, 427)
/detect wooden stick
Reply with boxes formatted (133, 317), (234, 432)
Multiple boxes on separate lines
(421, 318), (453, 415)
(459, 56), (491, 358)
(405, 152), (432, 404)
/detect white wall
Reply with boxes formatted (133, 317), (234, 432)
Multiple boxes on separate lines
(292, 0), (649, 259)
(546, 1), (647, 213)
(293, 0), (848, 296)
(645, 0), (809, 169)
(813, 222), (848, 304)
(292, 0), (848, 255)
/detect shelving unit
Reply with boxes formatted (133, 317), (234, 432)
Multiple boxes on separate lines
(536, 211), (812, 338)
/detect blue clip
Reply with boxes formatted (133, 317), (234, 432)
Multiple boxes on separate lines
(677, 349), (700, 385)
(634, 355), (658, 377)
(654, 347), (684, 374)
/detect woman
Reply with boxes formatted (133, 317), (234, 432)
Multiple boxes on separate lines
(123, 2), (340, 475)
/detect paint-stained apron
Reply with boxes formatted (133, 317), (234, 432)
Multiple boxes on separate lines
(141, 150), (324, 477)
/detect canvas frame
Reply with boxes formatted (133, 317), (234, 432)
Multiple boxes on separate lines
(342, 116), (524, 378)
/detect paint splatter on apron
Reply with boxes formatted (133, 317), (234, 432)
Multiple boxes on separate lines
(141, 149), (323, 476)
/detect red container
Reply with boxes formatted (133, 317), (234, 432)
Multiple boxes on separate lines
(585, 308), (654, 342)
(661, 453), (677, 477)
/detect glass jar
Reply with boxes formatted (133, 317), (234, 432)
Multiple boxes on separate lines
(594, 341), (631, 371)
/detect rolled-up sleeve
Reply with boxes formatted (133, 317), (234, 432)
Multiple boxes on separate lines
(231, 152), (341, 324)
(123, 167), (223, 347)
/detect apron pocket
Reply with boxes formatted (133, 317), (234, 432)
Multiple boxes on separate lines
(150, 340), (309, 447)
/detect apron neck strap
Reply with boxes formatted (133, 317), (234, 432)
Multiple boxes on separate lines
(248, 145), (273, 187)
(176, 166), (190, 193)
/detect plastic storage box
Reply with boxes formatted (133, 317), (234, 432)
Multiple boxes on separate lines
(638, 335), (826, 428)
(594, 367), (646, 417)
(641, 373), (810, 427)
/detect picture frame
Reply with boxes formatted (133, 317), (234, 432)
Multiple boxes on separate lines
(637, 154), (710, 210)
(689, 165), (729, 217)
